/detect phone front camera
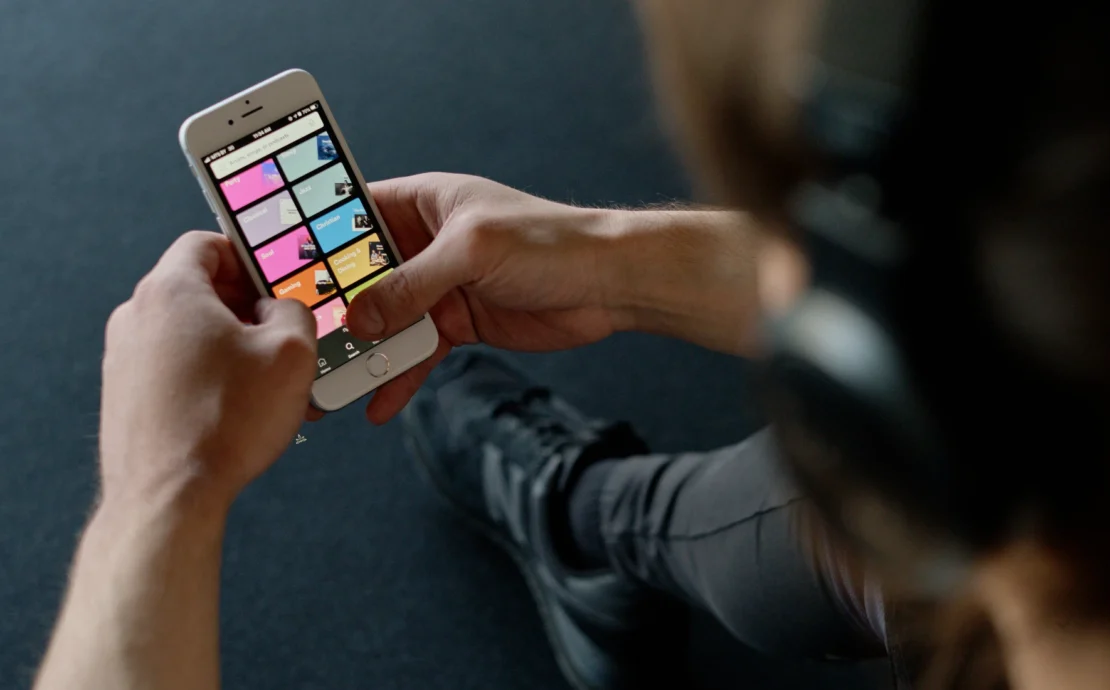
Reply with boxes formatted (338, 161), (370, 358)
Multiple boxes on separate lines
(227, 119), (234, 125)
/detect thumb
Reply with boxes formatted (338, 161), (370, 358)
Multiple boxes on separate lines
(253, 297), (318, 363)
(346, 237), (467, 341)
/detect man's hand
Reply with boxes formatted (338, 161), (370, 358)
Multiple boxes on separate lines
(35, 231), (318, 690)
(346, 173), (626, 423)
(346, 173), (770, 424)
(100, 230), (318, 511)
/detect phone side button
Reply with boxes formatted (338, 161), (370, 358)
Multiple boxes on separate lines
(366, 353), (390, 378)
(215, 215), (234, 237)
(197, 181), (220, 215)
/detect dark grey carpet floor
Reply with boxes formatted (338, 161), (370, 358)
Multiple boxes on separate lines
(0, 1), (890, 688)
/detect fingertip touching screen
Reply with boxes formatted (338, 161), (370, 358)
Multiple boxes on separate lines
(202, 102), (398, 378)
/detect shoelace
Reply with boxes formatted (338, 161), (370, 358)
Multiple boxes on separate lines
(491, 389), (578, 458)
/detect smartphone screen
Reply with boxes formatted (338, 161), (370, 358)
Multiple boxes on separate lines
(199, 102), (397, 379)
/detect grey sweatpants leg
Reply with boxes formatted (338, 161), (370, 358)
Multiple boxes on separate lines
(597, 428), (888, 660)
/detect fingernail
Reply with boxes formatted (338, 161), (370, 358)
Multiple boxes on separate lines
(351, 301), (384, 337)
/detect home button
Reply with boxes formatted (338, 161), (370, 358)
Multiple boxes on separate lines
(366, 352), (390, 378)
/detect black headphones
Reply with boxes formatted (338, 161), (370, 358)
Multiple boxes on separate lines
(760, 0), (1107, 591)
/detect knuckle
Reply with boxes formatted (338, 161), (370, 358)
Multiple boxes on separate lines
(468, 215), (501, 243)
(183, 229), (214, 241)
(411, 171), (452, 188)
(177, 229), (205, 245)
(413, 171), (476, 191)
(450, 205), (490, 241)
(281, 298), (316, 333)
(131, 273), (169, 306)
(273, 330), (316, 367)
(415, 172), (486, 216)
(105, 303), (132, 341)
(178, 229), (221, 251)
(299, 302), (318, 334)
(455, 212), (501, 263)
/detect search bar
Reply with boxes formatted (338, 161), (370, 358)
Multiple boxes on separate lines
(210, 112), (324, 179)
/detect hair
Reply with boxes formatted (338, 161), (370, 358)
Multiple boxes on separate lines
(637, 0), (1110, 687)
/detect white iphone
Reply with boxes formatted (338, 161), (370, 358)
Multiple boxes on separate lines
(179, 68), (439, 411)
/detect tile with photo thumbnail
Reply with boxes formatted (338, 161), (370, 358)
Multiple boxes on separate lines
(314, 269), (336, 297)
(291, 162), (354, 218)
(318, 133), (336, 160)
(253, 227), (315, 282)
(312, 297), (347, 339)
(272, 262), (331, 308)
(276, 132), (337, 182)
(310, 198), (373, 253)
(220, 159), (284, 211)
(237, 191), (302, 247)
(326, 233), (384, 288)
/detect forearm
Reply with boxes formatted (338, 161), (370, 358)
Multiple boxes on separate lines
(35, 478), (227, 690)
(598, 208), (768, 356)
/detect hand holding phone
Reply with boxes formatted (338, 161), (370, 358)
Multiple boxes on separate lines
(339, 173), (626, 422)
(179, 69), (439, 411)
(101, 232), (319, 505)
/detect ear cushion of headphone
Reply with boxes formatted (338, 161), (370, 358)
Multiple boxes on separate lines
(763, 288), (949, 545)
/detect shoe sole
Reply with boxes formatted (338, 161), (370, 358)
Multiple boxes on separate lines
(404, 430), (598, 690)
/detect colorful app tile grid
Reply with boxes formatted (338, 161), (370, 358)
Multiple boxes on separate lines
(310, 197), (375, 253)
(313, 297), (347, 339)
(253, 227), (317, 282)
(209, 111), (399, 358)
(327, 233), (390, 288)
(276, 132), (337, 181)
(219, 159), (284, 211)
(291, 162), (354, 218)
(271, 262), (336, 309)
(237, 191), (302, 247)
(345, 268), (393, 301)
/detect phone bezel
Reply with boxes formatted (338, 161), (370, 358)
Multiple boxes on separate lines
(179, 68), (439, 412)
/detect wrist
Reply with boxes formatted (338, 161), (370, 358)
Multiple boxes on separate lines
(594, 208), (764, 354)
(590, 209), (647, 326)
(87, 488), (228, 567)
(95, 458), (232, 538)
(572, 208), (634, 324)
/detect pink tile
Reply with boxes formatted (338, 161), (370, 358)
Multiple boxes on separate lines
(253, 227), (316, 282)
(220, 159), (283, 211)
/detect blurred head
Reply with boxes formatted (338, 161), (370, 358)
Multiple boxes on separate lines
(637, 0), (1110, 638)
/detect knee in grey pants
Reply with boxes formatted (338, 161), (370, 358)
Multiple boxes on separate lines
(591, 429), (888, 661)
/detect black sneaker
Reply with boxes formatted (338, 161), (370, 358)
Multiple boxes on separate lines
(401, 351), (688, 690)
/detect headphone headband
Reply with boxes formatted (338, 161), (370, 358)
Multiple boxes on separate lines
(768, 0), (979, 588)
(803, 0), (923, 166)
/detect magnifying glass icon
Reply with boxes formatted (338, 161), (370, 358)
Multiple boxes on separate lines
(345, 342), (356, 352)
